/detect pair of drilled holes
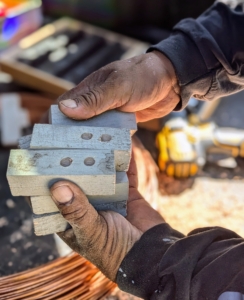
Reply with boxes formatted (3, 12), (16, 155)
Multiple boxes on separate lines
(60, 133), (111, 167)
(81, 133), (111, 142)
(60, 157), (95, 167)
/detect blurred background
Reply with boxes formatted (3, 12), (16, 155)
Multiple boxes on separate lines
(1, 1), (244, 299)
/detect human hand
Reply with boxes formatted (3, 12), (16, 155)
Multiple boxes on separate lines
(57, 51), (180, 122)
(50, 153), (164, 281)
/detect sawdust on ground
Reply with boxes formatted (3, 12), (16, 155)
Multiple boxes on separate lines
(157, 176), (244, 236)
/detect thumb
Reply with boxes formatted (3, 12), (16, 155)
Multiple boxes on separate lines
(50, 180), (142, 280)
(57, 69), (118, 120)
(50, 180), (102, 241)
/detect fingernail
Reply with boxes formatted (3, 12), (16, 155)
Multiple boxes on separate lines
(51, 185), (74, 205)
(60, 99), (77, 108)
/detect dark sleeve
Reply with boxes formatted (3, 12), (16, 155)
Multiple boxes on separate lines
(148, 2), (244, 110)
(116, 223), (244, 300)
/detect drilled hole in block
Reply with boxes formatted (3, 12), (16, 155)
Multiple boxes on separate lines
(101, 134), (112, 142)
(84, 157), (95, 166)
(60, 157), (73, 167)
(81, 133), (93, 140)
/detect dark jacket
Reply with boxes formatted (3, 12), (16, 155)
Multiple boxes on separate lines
(150, 1), (244, 110)
(117, 2), (244, 299)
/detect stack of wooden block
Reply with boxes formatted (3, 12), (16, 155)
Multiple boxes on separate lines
(7, 105), (137, 235)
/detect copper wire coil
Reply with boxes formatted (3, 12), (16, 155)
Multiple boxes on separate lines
(0, 253), (116, 300)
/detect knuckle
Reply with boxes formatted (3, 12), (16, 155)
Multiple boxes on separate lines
(61, 206), (87, 223)
(73, 88), (103, 115)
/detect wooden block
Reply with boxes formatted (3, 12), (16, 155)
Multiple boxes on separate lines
(31, 195), (62, 214)
(89, 172), (128, 203)
(49, 105), (137, 135)
(31, 172), (128, 214)
(33, 200), (127, 236)
(30, 124), (131, 171)
(7, 149), (115, 196)
(0, 93), (30, 146)
(18, 134), (32, 149)
(33, 213), (71, 236)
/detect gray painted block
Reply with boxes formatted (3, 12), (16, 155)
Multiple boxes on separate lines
(18, 134), (32, 149)
(31, 172), (128, 214)
(30, 124), (131, 171)
(49, 105), (137, 135)
(93, 200), (127, 216)
(7, 149), (115, 196)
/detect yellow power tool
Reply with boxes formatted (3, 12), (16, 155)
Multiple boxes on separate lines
(156, 117), (244, 178)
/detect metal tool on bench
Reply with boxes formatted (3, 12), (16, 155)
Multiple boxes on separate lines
(156, 99), (244, 178)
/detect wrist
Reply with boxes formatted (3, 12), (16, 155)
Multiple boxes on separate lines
(152, 50), (180, 96)
(117, 223), (184, 298)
